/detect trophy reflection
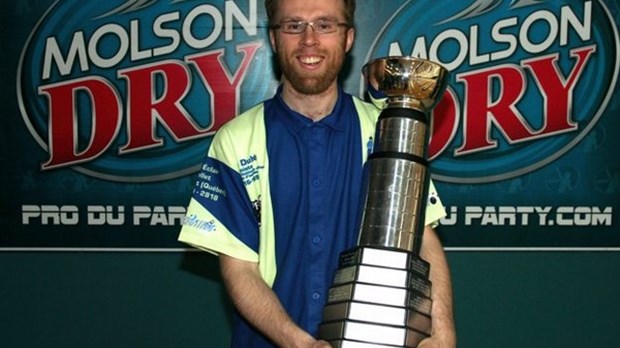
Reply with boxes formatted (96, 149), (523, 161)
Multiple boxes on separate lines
(318, 57), (449, 347)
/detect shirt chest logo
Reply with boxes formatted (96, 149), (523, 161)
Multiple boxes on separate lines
(239, 154), (264, 186)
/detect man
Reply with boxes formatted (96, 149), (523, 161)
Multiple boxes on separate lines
(179, 0), (456, 346)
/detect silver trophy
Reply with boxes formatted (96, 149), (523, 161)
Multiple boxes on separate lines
(318, 57), (448, 347)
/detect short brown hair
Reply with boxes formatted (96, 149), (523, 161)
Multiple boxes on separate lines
(264, 0), (356, 28)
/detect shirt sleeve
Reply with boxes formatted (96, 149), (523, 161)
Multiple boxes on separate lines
(178, 127), (260, 262)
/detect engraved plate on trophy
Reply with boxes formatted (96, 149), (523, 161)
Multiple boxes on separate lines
(318, 57), (448, 347)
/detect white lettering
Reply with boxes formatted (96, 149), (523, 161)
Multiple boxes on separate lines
(41, 0), (258, 78)
(390, 1), (592, 72)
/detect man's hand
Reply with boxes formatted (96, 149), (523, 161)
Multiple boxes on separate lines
(309, 339), (332, 348)
(418, 335), (456, 348)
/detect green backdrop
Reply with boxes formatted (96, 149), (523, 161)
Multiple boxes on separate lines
(2, 251), (618, 347)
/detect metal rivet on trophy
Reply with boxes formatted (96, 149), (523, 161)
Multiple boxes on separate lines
(318, 57), (449, 347)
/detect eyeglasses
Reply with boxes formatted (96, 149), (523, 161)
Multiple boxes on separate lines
(271, 20), (349, 34)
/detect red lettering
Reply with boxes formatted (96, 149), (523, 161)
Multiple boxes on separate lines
(455, 65), (534, 155)
(37, 44), (262, 169)
(118, 61), (199, 153)
(453, 45), (593, 157)
(428, 88), (459, 161)
(39, 77), (121, 169)
(522, 45), (595, 135)
(187, 41), (262, 131)
(117, 42), (261, 153)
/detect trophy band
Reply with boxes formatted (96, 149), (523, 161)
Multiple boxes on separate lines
(318, 57), (448, 347)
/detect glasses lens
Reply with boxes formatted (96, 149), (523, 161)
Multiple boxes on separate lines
(313, 20), (336, 33)
(280, 21), (305, 33)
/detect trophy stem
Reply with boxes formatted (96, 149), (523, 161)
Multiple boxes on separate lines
(357, 107), (430, 255)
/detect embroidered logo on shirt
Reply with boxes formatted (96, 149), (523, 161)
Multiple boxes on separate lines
(239, 154), (264, 186)
(183, 214), (216, 232)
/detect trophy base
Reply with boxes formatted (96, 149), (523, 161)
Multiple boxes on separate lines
(322, 300), (431, 334)
(319, 319), (429, 347)
(327, 282), (432, 314)
(339, 246), (430, 277)
(333, 250), (432, 297)
(328, 339), (407, 348)
(319, 247), (433, 347)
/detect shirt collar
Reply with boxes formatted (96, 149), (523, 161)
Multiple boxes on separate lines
(273, 85), (348, 133)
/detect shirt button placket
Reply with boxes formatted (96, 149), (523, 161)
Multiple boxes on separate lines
(307, 124), (326, 317)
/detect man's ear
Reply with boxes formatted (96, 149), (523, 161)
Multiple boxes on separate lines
(345, 28), (355, 53)
(269, 29), (277, 52)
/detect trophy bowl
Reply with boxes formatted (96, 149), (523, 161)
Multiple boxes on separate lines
(363, 56), (449, 112)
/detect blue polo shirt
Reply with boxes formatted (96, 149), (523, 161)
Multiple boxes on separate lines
(266, 87), (368, 333)
(178, 86), (446, 347)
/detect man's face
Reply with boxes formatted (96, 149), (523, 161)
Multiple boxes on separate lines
(269, 0), (354, 95)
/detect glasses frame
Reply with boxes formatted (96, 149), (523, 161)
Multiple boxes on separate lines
(271, 20), (350, 34)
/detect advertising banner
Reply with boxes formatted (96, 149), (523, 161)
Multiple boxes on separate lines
(2, 0), (618, 250)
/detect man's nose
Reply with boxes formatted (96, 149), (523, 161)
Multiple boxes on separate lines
(300, 24), (319, 45)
